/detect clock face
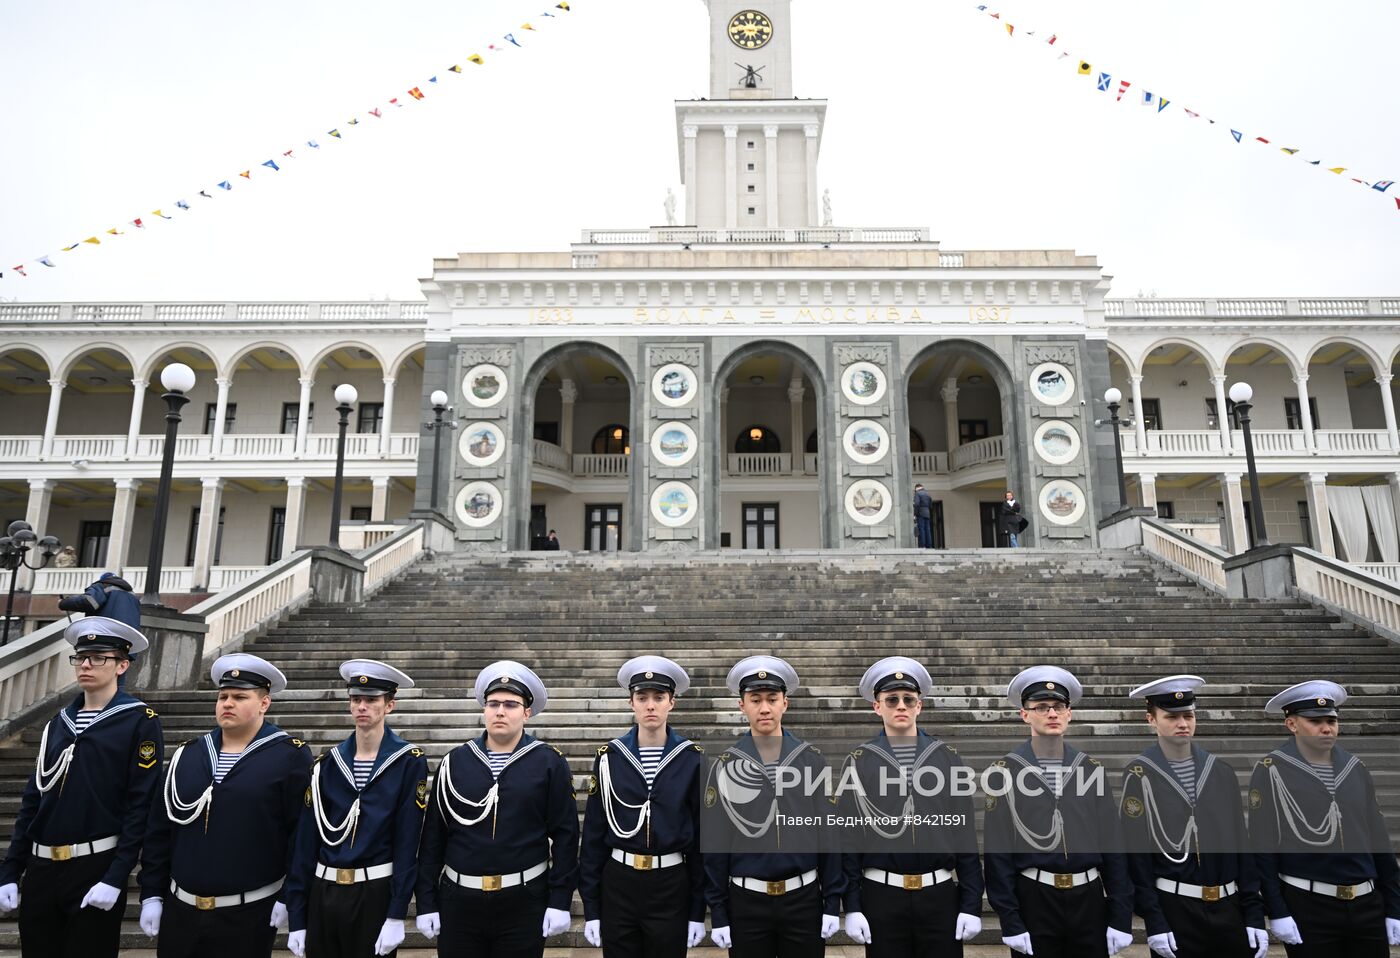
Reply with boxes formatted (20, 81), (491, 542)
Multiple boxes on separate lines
(728, 10), (774, 50)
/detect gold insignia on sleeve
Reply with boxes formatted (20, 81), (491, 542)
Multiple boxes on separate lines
(415, 780), (429, 810)
(598, 744), (609, 755)
(1131, 764), (1144, 776)
(411, 748), (424, 758)
(851, 748), (864, 759)
(145, 708), (158, 719)
(1088, 757), (1102, 766)
(946, 746), (958, 755)
(994, 759), (1007, 767)
(291, 738), (306, 748)
(692, 744), (704, 753)
(985, 796), (998, 811)
(1124, 797), (1144, 819)
(1249, 788), (1262, 810)
(587, 775), (598, 796)
(705, 786), (718, 808)
(1261, 757), (1273, 767)
(137, 741), (158, 769)
(550, 744), (564, 757)
(304, 786), (313, 808)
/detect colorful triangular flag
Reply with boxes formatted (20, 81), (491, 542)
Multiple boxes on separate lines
(106, 227), (123, 235)
(1230, 130), (1243, 143)
(177, 200), (191, 210)
(238, 170), (251, 178)
(130, 218), (144, 229)
(1157, 98), (1170, 113)
(329, 129), (342, 138)
(468, 54), (484, 65)
(1116, 80), (1131, 101)
(12, 265), (26, 277)
(154, 209), (171, 219)
(409, 87), (424, 100)
(369, 107), (382, 118)
(1280, 148), (1299, 155)
(1141, 90), (1153, 106)
(218, 181), (232, 190)
(1373, 181), (1395, 192)
(308, 140), (321, 148)
(449, 64), (463, 73)
(263, 160), (280, 171)
(82, 237), (101, 245)
(200, 190), (213, 198)
(62, 242), (80, 251)
(1255, 137), (1270, 144)
(1005, 23), (1014, 36)
(37, 256), (54, 267)
(504, 33), (520, 46)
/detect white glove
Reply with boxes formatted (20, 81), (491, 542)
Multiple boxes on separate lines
(584, 919), (601, 947)
(374, 918), (405, 956)
(1269, 916), (1302, 946)
(416, 912), (440, 940)
(1003, 932), (1034, 955)
(269, 900), (288, 930)
(287, 929), (307, 957)
(820, 914), (839, 940)
(844, 911), (872, 944)
(1147, 931), (1178, 957)
(542, 906), (571, 937)
(140, 898), (163, 937)
(0, 883), (16, 915)
(711, 925), (732, 949)
(80, 881), (122, 911)
(1246, 926), (1269, 958)
(1107, 927), (1134, 956)
(687, 921), (706, 948)
(1387, 917), (1400, 946)
(955, 912), (981, 941)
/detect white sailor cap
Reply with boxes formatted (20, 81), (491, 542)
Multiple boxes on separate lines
(726, 655), (799, 696)
(859, 656), (932, 702)
(211, 653), (288, 694)
(1008, 665), (1083, 708)
(617, 655), (690, 696)
(474, 660), (547, 713)
(64, 616), (148, 655)
(340, 659), (414, 697)
(1129, 674), (1205, 713)
(1266, 680), (1347, 718)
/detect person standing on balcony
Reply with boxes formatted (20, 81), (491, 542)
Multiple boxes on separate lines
(284, 660), (428, 958)
(579, 656), (707, 957)
(59, 572), (142, 687)
(0, 617), (162, 958)
(998, 491), (1027, 547)
(913, 485), (935, 549)
(703, 655), (844, 956)
(544, 530), (561, 551)
(837, 656), (984, 956)
(1248, 680), (1400, 954)
(1118, 675), (1268, 958)
(137, 653), (312, 958)
(414, 661), (578, 958)
(983, 665), (1135, 957)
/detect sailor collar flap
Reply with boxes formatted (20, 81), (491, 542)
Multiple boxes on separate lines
(1270, 744), (1361, 793)
(1136, 747), (1217, 808)
(861, 734), (945, 772)
(608, 730), (694, 786)
(331, 731), (419, 792)
(466, 735), (545, 778)
(59, 695), (145, 738)
(200, 724), (289, 783)
(1007, 742), (1086, 788)
(724, 732), (811, 771)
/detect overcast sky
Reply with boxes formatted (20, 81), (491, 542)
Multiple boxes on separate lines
(2, 0), (1397, 303)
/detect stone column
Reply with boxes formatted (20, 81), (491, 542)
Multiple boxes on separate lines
(1211, 375), (1232, 452)
(682, 125), (698, 226)
(1377, 374), (1399, 452)
(379, 377), (396, 457)
(1138, 473), (1158, 511)
(763, 124), (780, 229)
(1129, 374), (1147, 452)
(284, 477), (308, 553)
(719, 386), (730, 477)
(723, 125), (739, 230)
(125, 378), (148, 459)
(940, 379), (960, 451)
(1221, 473), (1248, 554)
(294, 377), (314, 458)
(108, 479), (141, 574)
(559, 379), (577, 457)
(371, 477), (390, 522)
(803, 124), (820, 227)
(788, 379), (805, 474)
(18, 479), (55, 590)
(210, 377), (232, 457)
(191, 477), (225, 590)
(1306, 473), (1336, 557)
(40, 378), (64, 460)
(1292, 371), (1316, 451)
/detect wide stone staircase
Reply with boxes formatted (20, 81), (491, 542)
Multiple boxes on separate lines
(4, 548), (1400, 955)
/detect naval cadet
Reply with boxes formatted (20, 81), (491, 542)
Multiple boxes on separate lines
(837, 657), (984, 957)
(138, 653), (313, 958)
(414, 661), (579, 958)
(285, 660), (428, 958)
(702, 655), (844, 957)
(1119, 675), (1267, 958)
(0, 617), (163, 958)
(1248, 680), (1400, 955)
(579, 655), (708, 957)
(982, 665), (1135, 958)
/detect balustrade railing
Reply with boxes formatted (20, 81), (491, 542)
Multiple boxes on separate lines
(949, 435), (1004, 471)
(533, 439), (571, 471)
(1140, 518), (1229, 593)
(573, 453), (629, 477)
(727, 453), (791, 476)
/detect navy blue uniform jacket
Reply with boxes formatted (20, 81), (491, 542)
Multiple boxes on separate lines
(579, 726), (706, 922)
(836, 730), (984, 916)
(416, 732), (580, 914)
(58, 575), (141, 629)
(0, 692), (163, 889)
(285, 727), (429, 930)
(982, 740), (1134, 937)
(139, 721), (312, 898)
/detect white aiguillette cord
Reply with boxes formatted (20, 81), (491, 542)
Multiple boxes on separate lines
(1138, 774), (1198, 864)
(311, 760), (361, 848)
(436, 751), (500, 831)
(1270, 764), (1343, 847)
(163, 743), (214, 830)
(600, 751), (650, 840)
(34, 721), (75, 795)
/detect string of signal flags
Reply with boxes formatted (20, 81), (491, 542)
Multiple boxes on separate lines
(974, 5), (1397, 212)
(1, 2), (575, 281)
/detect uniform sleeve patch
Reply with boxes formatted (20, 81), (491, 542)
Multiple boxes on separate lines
(1249, 788), (1262, 810)
(587, 774), (598, 796)
(291, 738), (306, 748)
(411, 748), (424, 758)
(1123, 797), (1144, 818)
(705, 786), (718, 808)
(691, 744), (704, 753)
(304, 786), (313, 808)
(137, 741), (158, 769)
(415, 779), (429, 809)
(145, 708), (159, 720)
(985, 796), (998, 811)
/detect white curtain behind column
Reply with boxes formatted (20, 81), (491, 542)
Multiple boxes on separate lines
(1361, 485), (1399, 563)
(1327, 485), (1370, 562)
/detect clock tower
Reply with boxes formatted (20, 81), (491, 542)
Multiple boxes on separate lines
(676, 0), (826, 229)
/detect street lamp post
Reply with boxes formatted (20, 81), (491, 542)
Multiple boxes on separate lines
(329, 384), (358, 550)
(426, 389), (450, 515)
(0, 522), (61, 645)
(141, 363), (196, 607)
(1229, 381), (1271, 549)
(1103, 387), (1130, 513)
